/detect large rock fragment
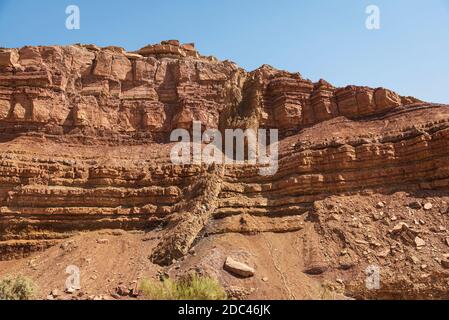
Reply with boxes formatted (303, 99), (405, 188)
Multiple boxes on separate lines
(374, 88), (401, 111)
(224, 257), (255, 278)
(0, 49), (19, 68)
(93, 50), (113, 77)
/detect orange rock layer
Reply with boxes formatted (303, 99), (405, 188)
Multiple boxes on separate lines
(0, 41), (447, 270)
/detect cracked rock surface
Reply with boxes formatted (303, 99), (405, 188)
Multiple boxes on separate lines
(0, 41), (448, 299)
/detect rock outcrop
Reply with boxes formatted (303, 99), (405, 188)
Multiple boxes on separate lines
(0, 40), (448, 299)
(0, 40), (422, 141)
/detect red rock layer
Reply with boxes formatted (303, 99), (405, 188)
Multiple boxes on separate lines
(0, 41), (422, 141)
(0, 41), (447, 274)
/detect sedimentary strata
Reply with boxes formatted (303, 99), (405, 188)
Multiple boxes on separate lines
(1, 41), (448, 299)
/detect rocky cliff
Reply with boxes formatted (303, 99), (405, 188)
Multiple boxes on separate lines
(1, 41), (448, 299)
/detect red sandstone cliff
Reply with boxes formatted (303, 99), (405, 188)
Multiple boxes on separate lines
(0, 40), (422, 140)
(0, 41), (448, 300)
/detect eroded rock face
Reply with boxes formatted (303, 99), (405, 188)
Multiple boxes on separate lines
(0, 42), (245, 141)
(0, 40), (448, 299)
(0, 40), (422, 142)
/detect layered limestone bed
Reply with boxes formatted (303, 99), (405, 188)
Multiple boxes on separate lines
(0, 41), (448, 299)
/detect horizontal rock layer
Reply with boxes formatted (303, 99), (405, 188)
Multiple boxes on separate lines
(0, 41), (448, 298)
(0, 41), (421, 142)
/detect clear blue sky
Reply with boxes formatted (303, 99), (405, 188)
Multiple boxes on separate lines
(1, 0), (448, 103)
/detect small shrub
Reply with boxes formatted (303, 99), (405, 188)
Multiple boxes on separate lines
(140, 274), (227, 300)
(0, 275), (37, 300)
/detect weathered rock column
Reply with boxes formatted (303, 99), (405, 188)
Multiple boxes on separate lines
(150, 164), (225, 265)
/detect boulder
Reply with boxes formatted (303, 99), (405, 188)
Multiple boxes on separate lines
(93, 50), (113, 77)
(224, 257), (255, 278)
(0, 50), (19, 68)
(374, 88), (401, 112)
(441, 257), (449, 269)
(415, 237), (426, 248)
